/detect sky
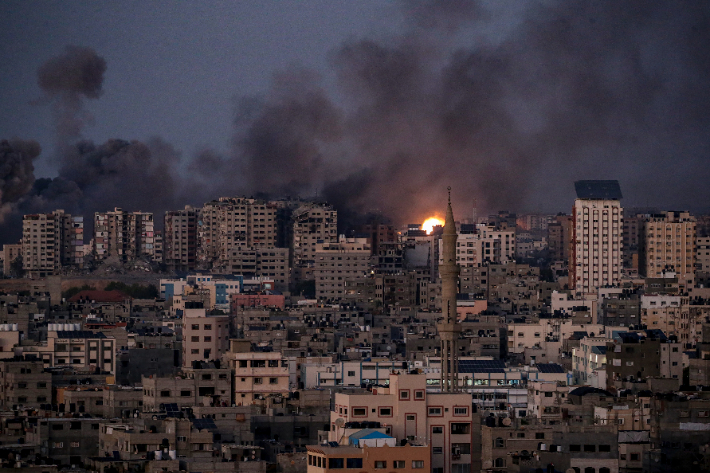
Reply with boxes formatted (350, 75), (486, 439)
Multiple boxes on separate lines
(2, 0), (710, 243)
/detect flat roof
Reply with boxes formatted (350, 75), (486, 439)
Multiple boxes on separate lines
(574, 180), (622, 200)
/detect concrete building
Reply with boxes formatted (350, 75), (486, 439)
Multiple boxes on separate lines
(314, 236), (371, 302)
(163, 206), (199, 271)
(697, 236), (710, 272)
(306, 443), (430, 473)
(182, 305), (230, 367)
(19, 327), (117, 374)
(547, 214), (572, 263)
(2, 243), (22, 275)
(329, 373), (472, 473)
(639, 211), (696, 290)
(571, 180), (623, 295)
(223, 349), (290, 405)
(94, 208), (154, 262)
(292, 204), (338, 282)
(142, 363), (232, 411)
(22, 210), (83, 277)
(198, 197), (278, 269)
(0, 358), (51, 409)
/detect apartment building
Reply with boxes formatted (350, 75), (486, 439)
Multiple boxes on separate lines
(639, 211), (696, 290)
(182, 306), (230, 367)
(222, 347), (290, 405)
(198, 197), (277, 269)
(163, 205), (199, 271)
(292, 203), (338, 280)
(142, 363), (232, 411)
(2, 243), (21, 275)
(314, 236), (371, 301)
(221, 247), (289, 291)
(19, 328), (117, 374)
(22, 210), (83, 277)
(94, 208), (154, 262)
(571, 180), (623, 295)
(547, 214), (572, 263)
(572, 337), (609, 387)
(329, 374), (472, 473)
(306, 443), (430, 473)
(0, 358), (51, 409)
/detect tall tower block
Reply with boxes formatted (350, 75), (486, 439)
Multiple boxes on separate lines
(438, 188), (462, 392)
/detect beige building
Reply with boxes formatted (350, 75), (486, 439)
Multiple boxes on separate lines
(22, 210), (83, 277)
(222, 247), (289, 291)
(306, 443), (430, 473)
(639, 211), (696, 290)
(164, 206), (199, 271)
(18, 328), (117, 374)
(223, 347), (290, 405)
(0, 358), (51, 409)
(142, 364), (232, 411)
(547, 214), (572, 263)
(2, 243), (22, 275)
(199, 197), (277, 269)
(314, 236), (371, 301)
(182, 306), (230, 367)
(329, 374), (472, 473)
(571, 181), (623, 295)
(292, 204), (338, 278)
(94, 208), (154, 262)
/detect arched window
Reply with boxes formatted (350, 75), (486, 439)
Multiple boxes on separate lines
(495, 458), (505, 468)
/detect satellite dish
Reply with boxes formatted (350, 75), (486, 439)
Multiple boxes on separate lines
(502, 417), (511, 426)
(335, 418), (345, 427)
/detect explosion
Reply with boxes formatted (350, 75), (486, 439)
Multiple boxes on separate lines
(422, 217), (444, 235)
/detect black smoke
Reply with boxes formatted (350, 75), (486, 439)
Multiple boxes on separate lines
(3, 1), (710, 244)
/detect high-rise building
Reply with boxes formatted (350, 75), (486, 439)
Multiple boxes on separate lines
(438, 189), (461, 392)
(571, 181), (623, 295)
(639, 211), (696, 289)
(163, 206), (199, 271)
(547, 214), (572, 263)
(22, 210), (83, 277)
(93, 208), (153, 262)
(292, 203), (337, 283)
(198, 197), (277, 269)
(314, 236), (370, 301)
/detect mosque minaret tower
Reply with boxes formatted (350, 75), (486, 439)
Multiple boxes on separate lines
(438, 187), (462, 392)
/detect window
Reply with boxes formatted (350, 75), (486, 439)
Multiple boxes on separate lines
(394, 461), (406, 468)
(346, 458), (362, 468)
(204, 324), (211, 330)
(191, 336), (199, 342)
(415, 390), (424, 399)
(347, 371), (356, 376)
(374, 461), (387, 469)
(352, 408), (366, 416)
(329, 458), (344, 469)
(191, 324), (199, 330)
(37, 382), (47, 388)
(428, 407), (442, 416)
(53, 442), (63, 448)
(406, 415), (415, 421)
(254, 378), (263, 384)
(535, 432), (545, 439)
(599, 445), (611, 452)
(630, 453), (640, 461)
(181, 390), (191, 397)
(494, 437), (504, 448)
(412, 461), (424, 469)
(269, 378), (278, 384)
(584, 445), (596, 452)
(251, 360), (266, 368)
(433, 447), (443, 454)
(454, 407), (468, 415)
(239, 360), (247, 368)
(432, 426), (443, 434)
(400, 390), (409, 400)
(451, 423), (470, 435)
(379, 407), (392, 417)
(160, 390), (170, 397)
(204, 336), (211, 342)
(569, 445), (581, 452)
(71, 442), (80, 448)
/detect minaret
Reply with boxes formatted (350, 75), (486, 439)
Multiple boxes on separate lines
(438, 187), (461, 392)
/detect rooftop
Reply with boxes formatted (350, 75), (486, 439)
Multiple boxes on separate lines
(574, 180), (622, 200)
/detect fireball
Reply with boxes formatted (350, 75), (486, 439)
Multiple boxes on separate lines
(422, 217), (444, 234)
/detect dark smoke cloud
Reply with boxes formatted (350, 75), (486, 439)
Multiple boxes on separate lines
(234, 0), (710, 225)
(4, 0), (710, 244)
(37, 45), (106, 143)
(0, 139), (41, 222)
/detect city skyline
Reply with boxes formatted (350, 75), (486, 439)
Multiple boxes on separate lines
(2, 1), (710, 242)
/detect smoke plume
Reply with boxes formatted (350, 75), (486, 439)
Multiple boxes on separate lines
(0, 139), (41, 222)
(3, 0), (710, 244)
(37, 45), (107, 145)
